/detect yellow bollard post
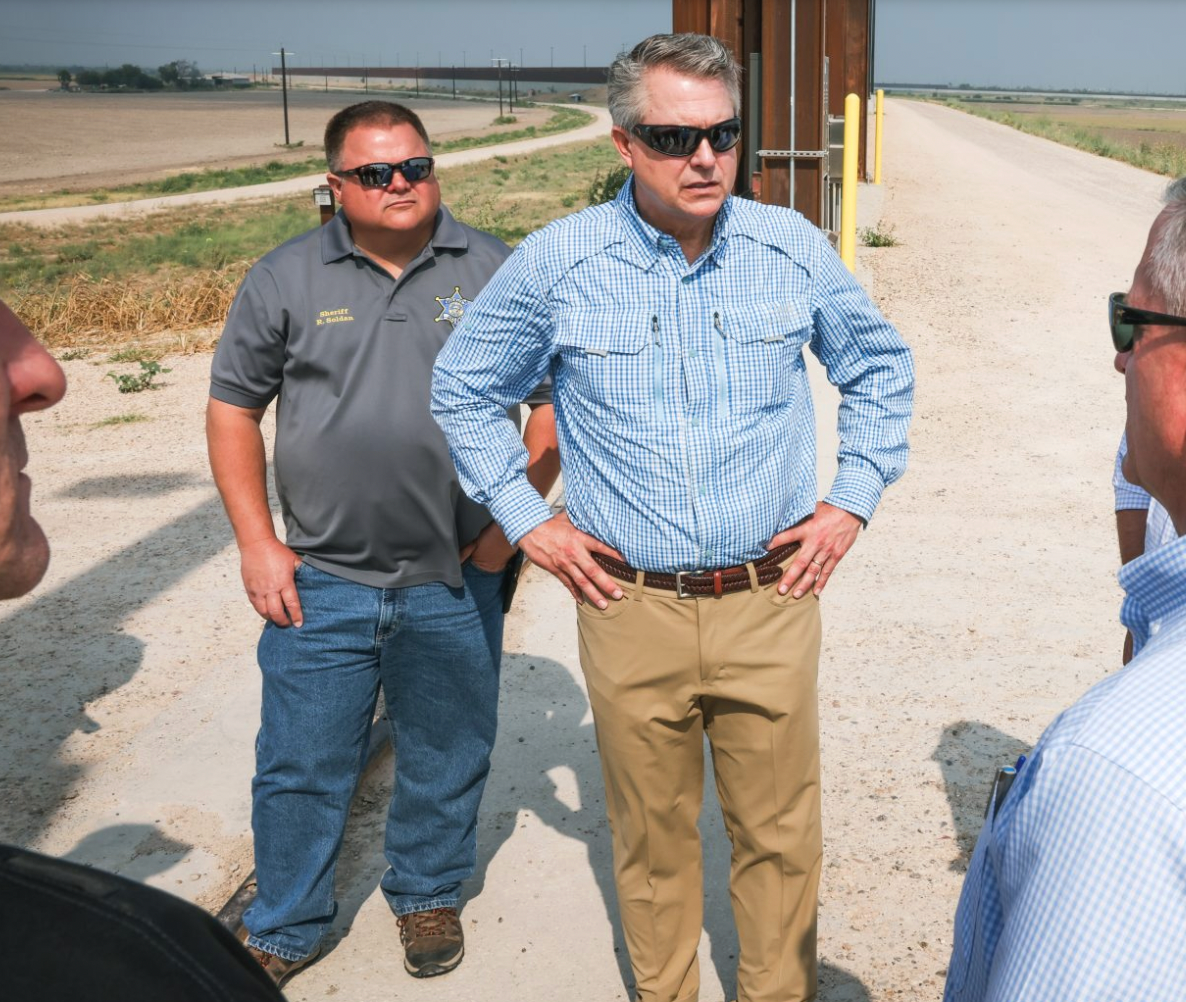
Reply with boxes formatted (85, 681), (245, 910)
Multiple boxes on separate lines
(874, 88), (884, 185)
(839, 92), (860, 273)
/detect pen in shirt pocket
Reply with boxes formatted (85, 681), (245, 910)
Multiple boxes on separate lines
(983, 754), (1028, 819)
(984, 766), (1016, 819)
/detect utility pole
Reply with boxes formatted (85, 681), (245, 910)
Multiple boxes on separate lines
(492, 57), (507, 117)
(272, 47), (293, 145)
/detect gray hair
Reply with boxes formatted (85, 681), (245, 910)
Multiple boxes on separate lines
(1150, 177), (1186, 315)
(607, 33), (742, 133)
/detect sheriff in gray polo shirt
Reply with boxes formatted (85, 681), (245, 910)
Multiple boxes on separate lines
(211, 205), (532, 588)
(206, 100), (557, 987)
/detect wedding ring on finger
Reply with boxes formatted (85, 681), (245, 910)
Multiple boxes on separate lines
(810, 557), (824, 567)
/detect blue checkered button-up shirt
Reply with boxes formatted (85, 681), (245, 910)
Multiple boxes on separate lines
(945, 533), (1186, 1002)
(432, 178), (914, 571)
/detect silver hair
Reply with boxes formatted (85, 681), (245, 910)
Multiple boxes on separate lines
(607, 33), (742, 133)
(1150, 177), (1186, 315)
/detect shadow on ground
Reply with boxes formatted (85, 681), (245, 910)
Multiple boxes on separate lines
(54, 472), (206, 499)
(64, 823), (193, 883)
(324, 651), (874, 1000)
(0, 489), (231, 847)
(932, 720), (1029, 870)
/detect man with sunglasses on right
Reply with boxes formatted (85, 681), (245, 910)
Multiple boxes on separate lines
(433, 34), (913, 1002)
(943, 179), (1186, 1002)
(207, 101), (557, 988)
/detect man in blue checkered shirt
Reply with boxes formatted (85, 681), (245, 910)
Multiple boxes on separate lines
(945, 178), (1186, 1002)
(433, 33), (913, 1002)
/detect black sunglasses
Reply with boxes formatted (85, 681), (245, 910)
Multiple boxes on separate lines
(1109, 291), (1186, 352)
(336, 156), (434, 188)
(631, 117), (742, 158)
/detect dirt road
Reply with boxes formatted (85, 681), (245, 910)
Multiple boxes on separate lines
(0, 98), (610, 228)
(1, 99), (1169, 1000)
(0, 88), (553, 193)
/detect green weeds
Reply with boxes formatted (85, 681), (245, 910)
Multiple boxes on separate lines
(106, 360), (171, 393)
(107, 346), (160, 363)
(435, 106), (593, 154)
(91, 413), (150, 428)
(587, 165), (632, 206)
(860, 222), (899, 247)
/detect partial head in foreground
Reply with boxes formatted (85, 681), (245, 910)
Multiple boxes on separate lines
(607, 33), (743, 247)
(0, 301), (67, 600)
(1117, 177), (1186, 529)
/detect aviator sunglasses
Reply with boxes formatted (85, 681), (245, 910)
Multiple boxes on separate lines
(631, 117), (742, 158)
(335, 156), (435, 188)
(1108, 291), (1186, 352)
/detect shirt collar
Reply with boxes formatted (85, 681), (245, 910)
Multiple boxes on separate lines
(320, 205), (467, 265)
(1120, 531), (1186, 655)
(612, 174), (735, 270)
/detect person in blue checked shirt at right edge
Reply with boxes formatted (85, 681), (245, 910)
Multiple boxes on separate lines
(432, 33), (914, 1002)
(944, 178), (1186, 1002)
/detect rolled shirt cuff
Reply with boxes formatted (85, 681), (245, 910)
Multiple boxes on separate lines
(1114, 483), (1152, 511)
(824, 461), (885, 526)
(487, 479), (555, 547)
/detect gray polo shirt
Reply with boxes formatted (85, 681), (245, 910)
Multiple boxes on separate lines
(211, 206), (540, 589)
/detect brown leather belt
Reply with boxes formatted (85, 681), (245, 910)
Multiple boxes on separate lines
(591, 542), (800, 598)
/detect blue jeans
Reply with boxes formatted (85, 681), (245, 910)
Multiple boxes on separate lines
(243, 560), (505, 961)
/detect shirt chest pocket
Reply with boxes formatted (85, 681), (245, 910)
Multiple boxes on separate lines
(719, 300), (813, 413)
(555, 310), (659, 420)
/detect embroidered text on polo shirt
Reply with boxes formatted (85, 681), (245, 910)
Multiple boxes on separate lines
(317, 308), (355, 326)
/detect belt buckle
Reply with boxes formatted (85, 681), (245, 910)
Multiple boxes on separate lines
(674, 569), (704, 599)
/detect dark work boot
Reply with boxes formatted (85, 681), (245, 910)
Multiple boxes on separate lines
(397, 906), (464, 978)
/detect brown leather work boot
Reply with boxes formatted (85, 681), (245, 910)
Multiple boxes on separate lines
(235, 925), (320, 987)
(397, 906), (464, 978)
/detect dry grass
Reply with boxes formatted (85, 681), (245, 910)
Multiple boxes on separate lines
(944, 98), (1186, 178)
(15, 271), (239, 351)
(7, 137), (622, 349)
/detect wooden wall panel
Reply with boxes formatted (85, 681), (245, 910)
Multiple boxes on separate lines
(825, 0), (848, 119)
(670, 0), (871, 225)
(709, 0), (746, 56)
(672, 0), (712, 35)
(825, 0), (870, 180)
(759, 0), (792, 209)
(792, 0), (826, 221)
(846, 0), (871, 178)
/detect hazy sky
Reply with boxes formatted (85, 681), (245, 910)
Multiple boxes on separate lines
(875, 0), (1186, 93)
(4, 0), (1186, 95)
(2, 0), (671, 72)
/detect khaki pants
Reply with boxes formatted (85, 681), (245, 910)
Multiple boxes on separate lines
(576, 571), (822, 1002)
